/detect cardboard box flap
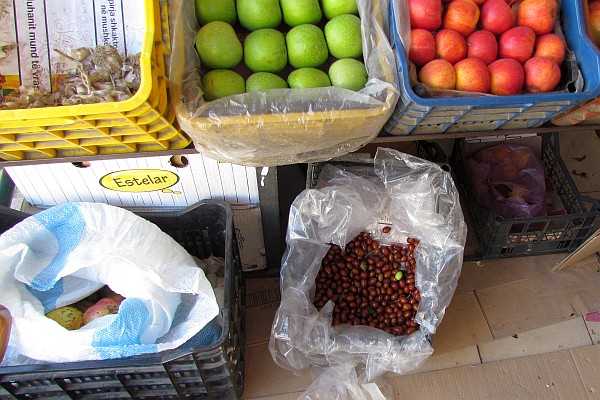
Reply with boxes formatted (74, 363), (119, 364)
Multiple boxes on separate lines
(554, 228), (600, 270)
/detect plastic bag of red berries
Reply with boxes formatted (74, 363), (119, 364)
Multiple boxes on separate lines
(269, 148), (467, 397)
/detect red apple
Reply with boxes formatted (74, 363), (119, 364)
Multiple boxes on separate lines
(409, 29), (436, 67)
(499, 26), (536, 64)
(454, 58), (490, 93)
(589, 1), (600, 47)
(523, 56), (561, 93)
(533, 33), (566, 65)
(467, 30), (498, 65)
(488, 58), (524, 95)
(470, 0), (487, 4)
(481, 0), (516, 35)
(443, 0), (480, 37)
(83, 297), (121, 325)
(418, 59), (456, 90)
(517, 0), (559, 36)
(409, 0), (443, 31)
(435, 29), (467, 64)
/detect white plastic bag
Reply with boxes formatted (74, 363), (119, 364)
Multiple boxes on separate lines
(269, 148), (467, 394)
(0, 202), (219, 363)
(169, 0), (399, 167)
(299, 364), (392, 400)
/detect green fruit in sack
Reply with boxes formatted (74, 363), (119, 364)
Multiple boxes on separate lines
(45, 306), (84, 330)
(320, 0), (358, 20)
(280, 0), (323, 27)
(246, 72), (289, 92)
(288, 67), (331, 88)
(202, 69), (246, 101)
(195, 21), (243, 69)
(237, 0), (282, 30)
(286, 24), (329, 68)
(195, 0), (237, 25)
(244, 29), (288, 73)
(324, 14), (362, 58)
(329, 58), (367, 91)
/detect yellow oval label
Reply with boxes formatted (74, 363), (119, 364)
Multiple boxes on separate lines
(100, 169), (180, 193)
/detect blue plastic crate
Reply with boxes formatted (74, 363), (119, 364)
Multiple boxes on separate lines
(384, 0), (600, 135)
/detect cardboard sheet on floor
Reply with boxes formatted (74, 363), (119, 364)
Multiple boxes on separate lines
(456, 254), (565, 294)
(245, 277), (281, 346)
(259, 345), (600, 400)
(477, 317), (592, 363)
(387, 345), (600, 400)
(241, 250), (600, 398)
(475, 259), (600, 338)
(429, 293), (492, 354)
(243, 342), (313, 399)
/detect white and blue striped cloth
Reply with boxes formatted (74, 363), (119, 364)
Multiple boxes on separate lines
(0, 202), (219, 363)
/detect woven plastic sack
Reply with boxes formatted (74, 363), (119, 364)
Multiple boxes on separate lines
(0, 202), (219, 363)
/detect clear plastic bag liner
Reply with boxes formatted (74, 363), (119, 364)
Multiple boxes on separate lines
(299, 364), (392, 400)
(269, 148), (467, 382)
(170, 0), (399, 167)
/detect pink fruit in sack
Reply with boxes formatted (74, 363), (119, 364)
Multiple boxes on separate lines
(83, 297), (122, 325)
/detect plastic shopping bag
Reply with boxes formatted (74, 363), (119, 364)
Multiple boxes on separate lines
(467, 143), (547, 218)
(170, 0), (399, 167)
(269, 148), (467, 397)
(0, 202), (219, 363)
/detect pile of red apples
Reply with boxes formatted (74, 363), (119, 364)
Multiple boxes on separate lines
(408, 0), (565, 95)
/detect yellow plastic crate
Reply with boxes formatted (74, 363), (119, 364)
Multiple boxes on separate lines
(0, 0), (189, 161)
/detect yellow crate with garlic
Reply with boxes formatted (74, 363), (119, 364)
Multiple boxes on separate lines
(0, 0), (189, 161)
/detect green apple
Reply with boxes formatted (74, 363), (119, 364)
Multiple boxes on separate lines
(202, 69), (246, 101)
(195, 21), (243, 69)
(280, 0), (323, 27)
(328, 58), (367, 91)
(286, 24), (329, 68)
(244, 29), (287, 73)
(246, 72), (289, 92)
(237, 0), (282, 30)
(324, 14), (362, 58)
(195, 0), (237, 25)
(320, 0), (358, 20)
(287, 68), (331, 88)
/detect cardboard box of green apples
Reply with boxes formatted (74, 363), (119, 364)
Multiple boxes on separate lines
(170, 0), (399, 167)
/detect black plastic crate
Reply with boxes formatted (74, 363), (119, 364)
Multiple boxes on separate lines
(306, 154), (376, 189)
(0, 207), (29, 234)
(306, 145), (449, 189)
(415, 141), (451, 173)
(451, 133), (600, 258)
(0, 200), (245, 400)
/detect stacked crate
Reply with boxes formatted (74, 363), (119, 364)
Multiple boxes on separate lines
(0, 0), (190, 161)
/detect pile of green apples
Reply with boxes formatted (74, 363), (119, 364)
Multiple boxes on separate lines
(195, 0), (367, 101)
